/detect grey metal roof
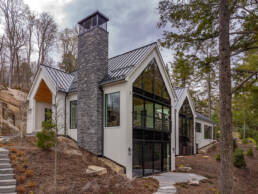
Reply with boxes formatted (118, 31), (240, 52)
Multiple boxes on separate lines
(42, 65), (74, 92)
(102, 42), (157, 84)
(175, 88), (187, 101)
(41, 42), (157, 92)
(196, 112), (215, 124)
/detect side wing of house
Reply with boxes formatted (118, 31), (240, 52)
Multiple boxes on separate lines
(26, 66), (66, 136)
(195, 114), (215, 149)
(175, 88), (196, 155)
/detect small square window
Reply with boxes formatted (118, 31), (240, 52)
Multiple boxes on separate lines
(196, 122), (201, 133)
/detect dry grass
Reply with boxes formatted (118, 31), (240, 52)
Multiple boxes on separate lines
(25, 180), (36, 188)
(17, 175), (26, 184)
(25, 169), (33, 177)
(16, 166), (25, 173)
(16, 185), (26, 193)
(10, 154), (16, 161)
(17, 150), (24, 157)
(10, 147), (16, 153)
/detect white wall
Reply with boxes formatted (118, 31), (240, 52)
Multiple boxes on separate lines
(103, 81), (132, 177)
(66, 93), (78, 141)
(35, 101), (52, 131)
(53, 92), (66, 135)
(195, 120), (214, 149)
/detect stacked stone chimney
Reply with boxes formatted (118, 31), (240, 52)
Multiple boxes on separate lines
(77, 11), (109, 155)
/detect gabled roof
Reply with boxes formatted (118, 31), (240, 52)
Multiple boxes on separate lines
(196, 112), (215, 125)
(40, 42), (157, 92)
(175, 87), (187, 102)
(102, 42), (157, 84)
(42, 65), (74, 92)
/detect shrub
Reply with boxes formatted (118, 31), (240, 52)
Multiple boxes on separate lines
(25, 169), (34, 177)
(10, 147), (16, 153)
(233, 149), (246, 168)
(36, 118), (56, 150)
(246, 148), (253, 157)
(17, 175), (26, 184)
(233, 139), (238, 151)
(242, 138), (248, 144)
(256, 145), (258, 150)
(10, 154), (16, 161)
(215, 153), (220, 161)
(16, 167), (25, 173)
(16, 185), (26, 193)
(216, 130), (220, 139)
(17, 150), (24, 157)
(25, 180), (36, 188)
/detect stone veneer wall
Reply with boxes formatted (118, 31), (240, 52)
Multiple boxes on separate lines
(77, 26), (108, 155)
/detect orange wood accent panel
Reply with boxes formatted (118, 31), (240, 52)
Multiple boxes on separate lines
(34, 80), (52, 103)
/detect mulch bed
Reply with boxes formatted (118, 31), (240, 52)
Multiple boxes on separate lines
(175, 142), (258, 194)
(1, 136), (159, 194)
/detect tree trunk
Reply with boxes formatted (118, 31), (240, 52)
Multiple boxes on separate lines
(219, 0), (233, 194)
(208, 72), (212, 119)
(243, 119), (246, 139)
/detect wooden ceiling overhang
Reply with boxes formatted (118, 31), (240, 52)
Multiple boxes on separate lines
(34, 80), (52, 104)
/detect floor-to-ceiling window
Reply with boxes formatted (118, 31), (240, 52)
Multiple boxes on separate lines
(132, 59), (171, 177)
(179, 98), (194, 155)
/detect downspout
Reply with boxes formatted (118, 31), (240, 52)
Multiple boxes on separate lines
(64, 93), (68, 136)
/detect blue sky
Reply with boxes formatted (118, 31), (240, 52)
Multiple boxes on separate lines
(24, 0), (173, 64)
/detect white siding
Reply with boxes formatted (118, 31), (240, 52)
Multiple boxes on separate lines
(195, 120), (214, 149)
(35, 102), (52, 131)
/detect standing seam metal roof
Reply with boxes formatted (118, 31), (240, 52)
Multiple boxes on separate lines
(41, 42), (157, 92)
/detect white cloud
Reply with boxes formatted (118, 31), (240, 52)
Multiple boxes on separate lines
(23, 0), (174, 64)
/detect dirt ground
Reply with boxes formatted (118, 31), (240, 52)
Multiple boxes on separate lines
(175, 141), (258, 194)
(2, 136), (159, 194)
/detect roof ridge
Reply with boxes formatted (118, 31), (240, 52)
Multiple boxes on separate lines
(41, 64), (72, 75)
(108, 42), (157, 60)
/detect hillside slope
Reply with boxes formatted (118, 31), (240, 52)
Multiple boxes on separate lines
(0, 86), (27, 136)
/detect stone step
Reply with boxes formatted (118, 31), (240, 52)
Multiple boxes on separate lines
(0, 163), (11, 169)
(0, 159), (10, 163)
(0, 168), (13, 174)
(0, 185), (16, 193)
(0, 174), (14, 180)
(0, 179), (16, 186)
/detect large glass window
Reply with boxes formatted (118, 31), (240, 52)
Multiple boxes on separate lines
(105, 92), (120, 127)
(145, 100), (154, 129)
(196, 122), (201, 133)
(204, 125), (212, 139)
(70, 101), (77, 129)
(132, 59), (171, 177)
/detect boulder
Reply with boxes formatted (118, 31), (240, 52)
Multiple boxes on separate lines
(86, 165), (107, 176)
(98, 157), (125, 174)
(178, 166), (192, 172)
(188, 178), (199, 186)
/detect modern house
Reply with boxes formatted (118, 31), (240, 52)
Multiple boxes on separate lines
(26, 11), (215, 179)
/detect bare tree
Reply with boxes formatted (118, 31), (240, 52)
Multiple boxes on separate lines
(58, 26), (78, 72)
(34, 12), (57, 68)
(24, 8), (36, 68)
(0, 0), (27, 88)
(0, 35), (6, 85)
(219, 0), (233, 193)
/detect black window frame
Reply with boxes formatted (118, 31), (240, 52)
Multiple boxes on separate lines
(105, 92), (120, 127)
(195, 122), (201, 133)
(204, 125), (212, 139)
(70, 100), (77, 129)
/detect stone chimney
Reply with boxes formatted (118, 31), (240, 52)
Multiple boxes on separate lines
(77, 11), (109, 155)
